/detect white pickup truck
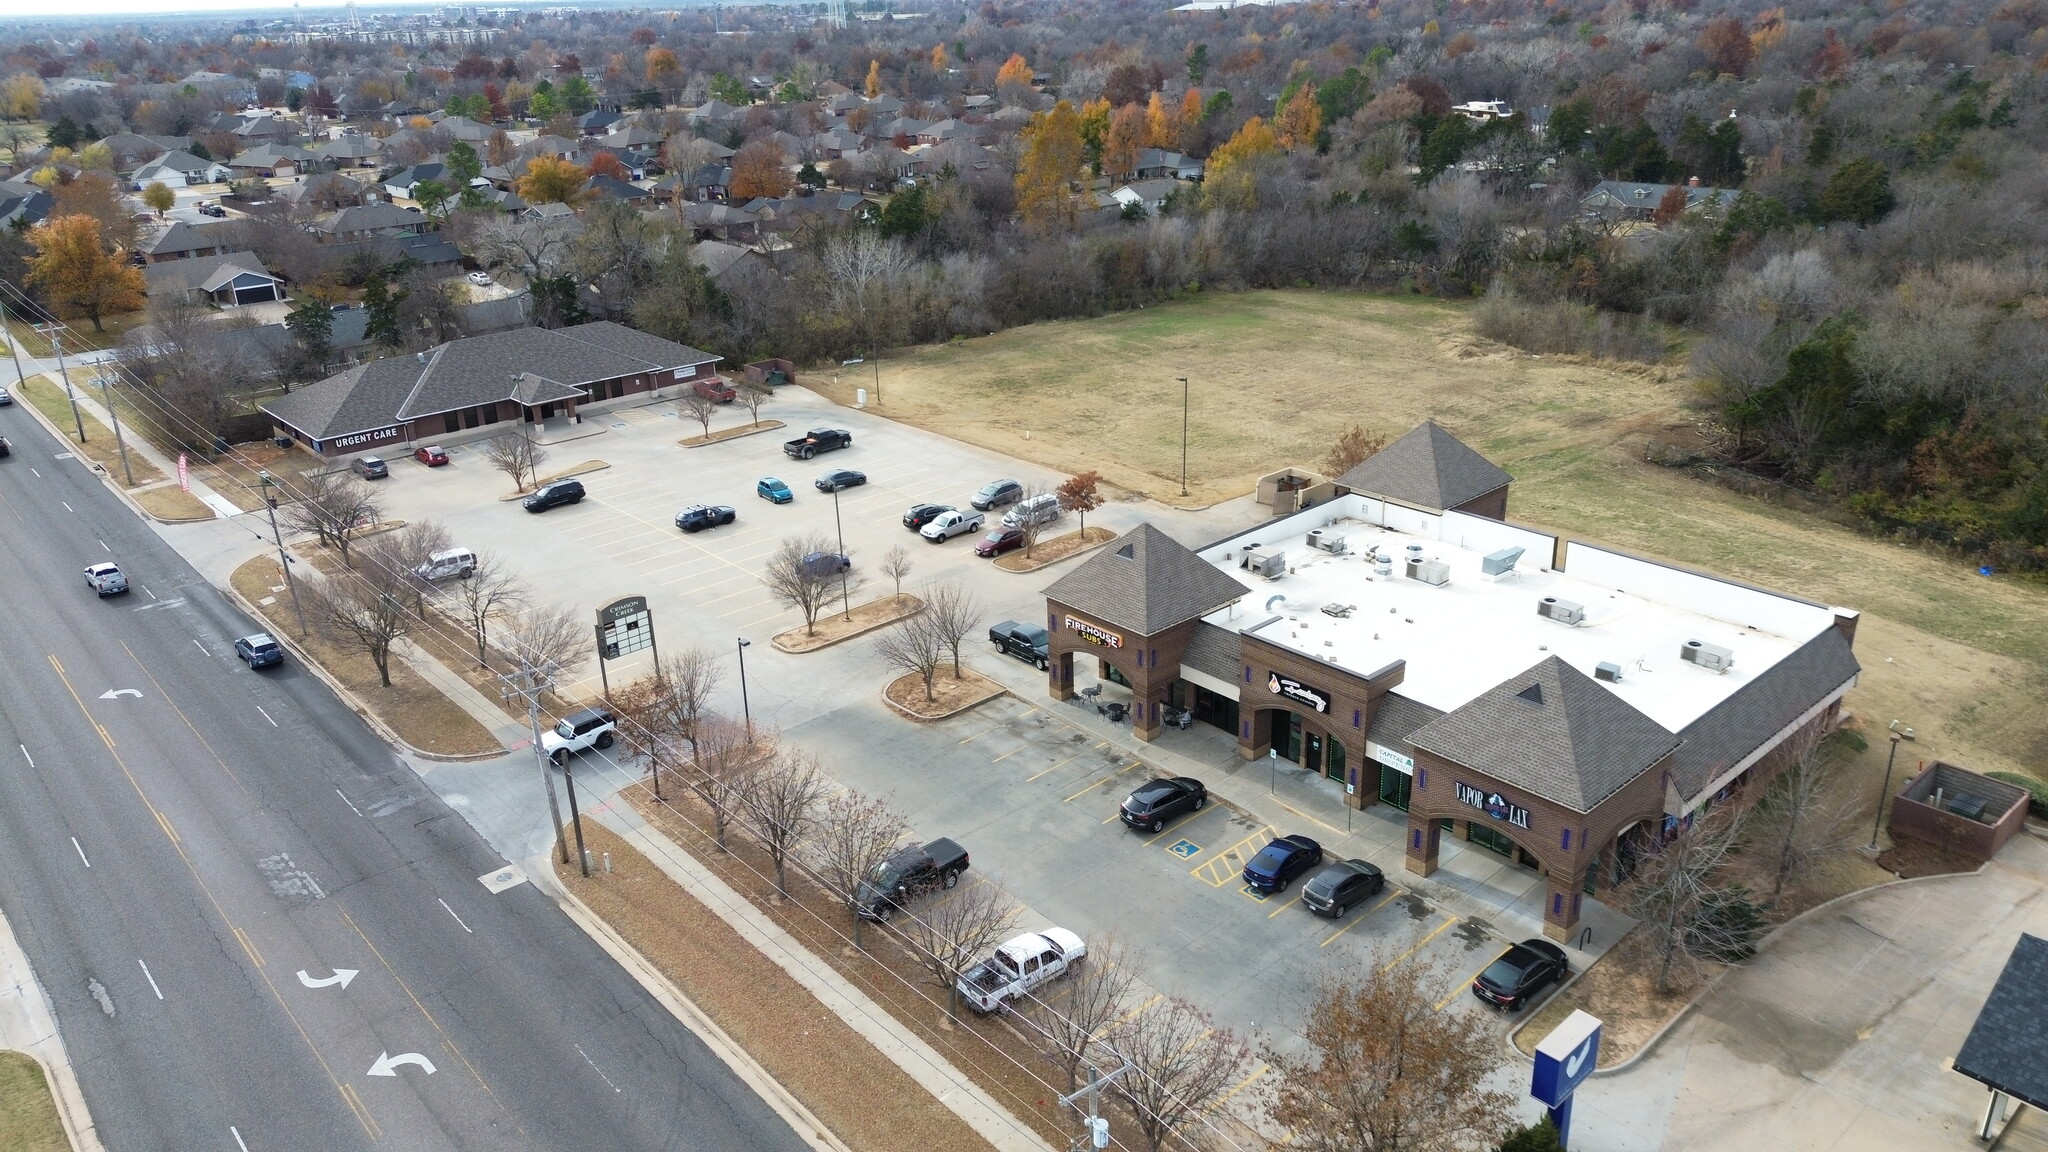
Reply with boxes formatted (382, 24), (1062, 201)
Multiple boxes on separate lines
(919, 508), (985, 542)
(955, 928), (1086, 1014)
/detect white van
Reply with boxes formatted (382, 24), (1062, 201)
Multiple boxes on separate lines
(1001, 493), (1062, 530)
(414, 547), (477, 582)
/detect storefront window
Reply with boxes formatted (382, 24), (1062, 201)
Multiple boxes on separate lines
(1378, 763), (1412, 810)
(1467, 822), (1516, 858)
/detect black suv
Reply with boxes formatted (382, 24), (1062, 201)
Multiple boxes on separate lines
(1119, 777), (1207, 832)
(903, 503), (953, 531)
(524, 478), (585, 512)
(675, 504), (736, 532)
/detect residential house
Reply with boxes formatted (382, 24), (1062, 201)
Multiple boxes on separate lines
(1452, 100), (1514, 121)
(582, 174), (650, 204)
(523, 135), (580, 162)
(687, 164), (733, 202)
(574, 109), (623, 137)
(524, 201), (577, 221)
(687, 239), (775, 292)
(989, 105), (1036, 129)
(864, 95), (905, 120)
(686, 100), (745, 128)
(133, 151), (233, 189)
(813, 128), (865, 160)
(144, 251), (286, 308)
(1134, 148), (1205, 180)
(1109, 178), (1179, 216)
(591, 125), (663, 170)
(310, 202), (430, 244)
(680, 201), (760, 243)
(227, 144), (313, 179)
(308, 134), (384, 169)
(910, 139), (995, 178)
(260, 321), (721, 457)
(384, 163), (449, 200)
(278, 171), (370, 212)
(872, 116), (929, 144)
(138, 220), (237, 263)
(0, 180), (52, 229)
(824, 92), (865, 119)
(915, 118), (985, 146)
(99, 133), (192, 174)
(436, 115), (496, 143)
(1580, 178), (1739, 220)
(232, 115), (301, 146)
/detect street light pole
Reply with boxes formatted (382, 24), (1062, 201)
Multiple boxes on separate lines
(259, 470), (308, 637)
(736, 637), (753, 743)
(1178, 376), (1189, 498)
(831, 483), (850, 619)
(563, 755), (590, 877)
(1868, 731), (1904, 850)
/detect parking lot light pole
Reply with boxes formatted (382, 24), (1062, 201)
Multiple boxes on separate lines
(1178, 376), (1189, 498)
(1869, 730), (1905, 850)
(831, 484), (850, 619)
(736, 638), (753, 743)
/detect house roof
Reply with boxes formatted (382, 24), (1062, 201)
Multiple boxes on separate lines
(1954, 934), (2048, 1111)
(145, 251), (280, 297)
(1182, 620), (1243, 682)
(1410, 656), (1679, 812)
(584, 174), (649, 201)
(262, 321), (719, 441)
(230, 143), (313, 166)
(138, 150), (220, 176)
(688, 239), (760, 279)
(1667, 626), (1860, 801)
(1582, 180), (1740, 212)
(139, 220), (234, 256)
(314, 202), (424, 234)
(1043, 522), (1248, 635)
(1335, 420), (1513, 511)
(1116, 178), (1179, 202)
(310, 136), (384, 161)
(386, 163), (446, 189)
(1367, 692), (1446, 759)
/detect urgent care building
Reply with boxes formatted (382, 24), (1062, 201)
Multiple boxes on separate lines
(1041, 422), (1862, 940)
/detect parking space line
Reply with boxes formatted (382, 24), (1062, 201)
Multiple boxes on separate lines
(1380, 915), (1456, 972)
(1434, 963), (1489, 1013)
(1095, 993), (1161, 1038)
(989, 743), (1030, 763)
(1203, 1064), (1268, 1115)
(1026, 742), (1105, 782)
(1321, 889), (1405, 948)
(1061, 760), (1146, 803)
(1191, 827), (1276, 886)
(1265, 891), (1306, 918)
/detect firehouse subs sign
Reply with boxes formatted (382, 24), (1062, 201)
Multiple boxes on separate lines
(1456, 782), (1533, 830)
(1268, 672), (1330, 714)
(1065, 617), (1123, 649)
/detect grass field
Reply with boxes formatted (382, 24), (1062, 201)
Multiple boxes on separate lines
(0, 1050), (68, 1152)
(820, 288), (2048, 789)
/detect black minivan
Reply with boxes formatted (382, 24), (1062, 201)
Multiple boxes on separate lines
(524, 478), (585, 513)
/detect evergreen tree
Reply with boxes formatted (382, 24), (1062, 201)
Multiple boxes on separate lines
(1817, 158), (1895, 225)
(362, 276), (407, 349)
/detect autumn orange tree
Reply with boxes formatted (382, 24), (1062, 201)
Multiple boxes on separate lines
(1652, 184), (1690, 227)
(1276, 83), (1322, 150)
(1203, 116), (1280, 209)
(1014, 100), (1084, 231)
(1697, 14), (1755, 77)
(515, 154), (588, 206)
(645, 46), (679, 86)
(26, 214), (145, 333)
(729, 139), (791, 200)
(1056, 471), (1103, 535)
(1144, 91), (1176, 149)
(930, 43), (947, 71)
(864, 59), (882, 98)
(995, 53), (1031, 94)
(1104, 103), (1145, 181)
(52, 171), (138, 251)
(1321, 425), (1386, 479)
(586, 150), (631, 181)
(1265, 958), (1518, 1152)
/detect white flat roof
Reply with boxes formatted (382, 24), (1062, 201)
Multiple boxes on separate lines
(1196, 496), (1843, 734)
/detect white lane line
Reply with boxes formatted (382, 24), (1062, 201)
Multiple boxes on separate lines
(438, 898), (472, 933)
(62, 501), (72, 512)
(575, 1044), (622, 1093)
(138, 958), (164, 1000)
(18, 745), (33, 768)
(141, 584), (155, 600)
(193, 639), (209, 656)
(231, 1125), (251, 1151)
(71, 837), (90, 867)
(28, 467), (39, 478)
(334, 788), (364, 818)
(256, 706), (277, 727)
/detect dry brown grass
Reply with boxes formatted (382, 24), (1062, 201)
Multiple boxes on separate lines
(772, 592), (923, 652)
(0, 1051), (68, 1152)
(131, 484), (214, 521)
(1513, 927), (1711, 1068)
(994, 526), (1117, 572)
(15, 373), (167, 487)
(228, 556), (503, 757)
(615, 783), (1080, 1149)
(884, 668), (1007, 720)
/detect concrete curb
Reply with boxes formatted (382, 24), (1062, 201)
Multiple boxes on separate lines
(772, 597), (925, 654)
(882, 674), (1007, 722)
(493, 460), (613, 502)
(992, 529), (1119, 574)
(532, 862), (856, 1152)
(218, 576), (504, 764)
(10, 374), (183, 527)
(1511, 861), (1998, 1077)
(680, 419), (786, 448)
(0, 891), (104, 1152)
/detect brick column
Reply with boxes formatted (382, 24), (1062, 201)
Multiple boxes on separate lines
(1541, 871), (1586, 942)
(1404, 811), (1440, 877)
(1047, 651), (1074, 701)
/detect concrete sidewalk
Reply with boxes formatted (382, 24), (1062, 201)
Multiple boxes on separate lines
(28, 370), (245, 520)
(0, 897), (104, 1152)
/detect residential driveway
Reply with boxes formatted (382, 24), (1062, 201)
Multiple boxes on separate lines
(1572, 831), (2048, 1152)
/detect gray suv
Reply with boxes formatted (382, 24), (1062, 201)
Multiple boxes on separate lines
(971, 479), (1023, 511)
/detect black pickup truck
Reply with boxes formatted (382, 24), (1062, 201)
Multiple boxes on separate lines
(989, 621), (1049, 670)
(855, 838), (969, 921)
(783, 428), (853, 459)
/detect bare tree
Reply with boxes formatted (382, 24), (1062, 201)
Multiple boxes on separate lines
(881, 544), (913, 598)
(276, 469), (384, 569)
(874, 611), (946, 702)
(803, 788), (908, 950)
(449, 550), (526, 668)
(611, 647), (724, 801)
(892, 879), (1019, 1021)
(471, 212), (582, 278)
(677, 390), (719, 439)
(1263, 956), (1517, 1152)
(1013, 483), (1059, 557)
(736, 378), (772, 427)
(1028, 935), (1140, 1092)
(479, 431), (549, 494)
(1620, 808), (1751, 994)
(1321, 425), (1387, 479)
(922, 579), (983, 677)
(689, 714), (767, 851)
(762, 532), (843, 637)
(1110, 995), (1251, 1152)
(743, 745), (831, 896)
(1746, 728), (1856, 908)
(302, 534), (418, 687)
(502, 601), (591, 691)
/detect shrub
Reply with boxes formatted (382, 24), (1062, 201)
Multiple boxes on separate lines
(1987, 772), (2048, 820)
(1474, 287), (1671, 364)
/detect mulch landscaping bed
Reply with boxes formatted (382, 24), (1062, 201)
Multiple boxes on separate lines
(618, 782), (1077, 1149)
(884, 669), (1007, 720)
(772, 593), (924, 653)
(679, 419), (785, 447)
(994, 527), (1117, 573)
(1876, 837), (1985, 879)
(553, 819), (1000, 1152)
(1512, 926), (1712, 1067)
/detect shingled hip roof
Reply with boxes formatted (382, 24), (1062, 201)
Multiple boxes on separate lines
(1336, 420), (1513, 512)
(1042, 522), (1247, 636)
(1953, 934), (2048, 1111)
(1409, 655), (1679, 813)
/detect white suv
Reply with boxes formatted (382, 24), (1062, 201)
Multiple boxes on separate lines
(541, 707), (617, 765)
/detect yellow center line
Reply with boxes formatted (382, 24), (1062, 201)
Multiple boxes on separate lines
(1062, 760), (1146, 803)
(119, 638), (247, 795)
(1381, 915), (1457, 973)
(338, 908), (509, 1112)
(989, 743), (1028, 763)
(1094, 993), (1161, 1039)
(1322, 889), (1405, 948)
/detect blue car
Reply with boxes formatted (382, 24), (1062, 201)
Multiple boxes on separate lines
(1242, 834), (1323, 894)
(757, 477), (794, 504)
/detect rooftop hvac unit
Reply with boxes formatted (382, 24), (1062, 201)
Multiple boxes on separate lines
(1373, 553), (1393, 577)
(1482, 547), (1525, 576)
(1246, 550), (1288, 579)
(1595, 661), (1623, 683)
(1407, 558), (1449, 587)
(1681, 639), (1734, 672)
(1405, 543), (1425, 563)
(1307, 528), (1347, 554)
(1320, 602), (1355, 618)
(1537, 597), (1585, 626)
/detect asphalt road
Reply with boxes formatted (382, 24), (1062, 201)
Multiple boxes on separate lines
(0, 411), (808, 1151)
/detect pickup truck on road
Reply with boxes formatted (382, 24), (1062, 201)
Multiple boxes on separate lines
(855, 838), (969, 921)
(956, 928), (1087, 1014)
(783, 428), (853, 459)
(989, 621), (1049, 669)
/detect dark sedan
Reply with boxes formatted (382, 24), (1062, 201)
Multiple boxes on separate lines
(1242, 834), (1323, 894)
(801, 551), (852, 577)
(1472, 939), (1569, 1011)
(903, 503), (954, 531)
(1300, 859), (1385, 918)
(675, 504), (736, 532)
(1118, 777), (1207, 833)
(815, 468), (867, 492)
(974, 527), (1026, 557)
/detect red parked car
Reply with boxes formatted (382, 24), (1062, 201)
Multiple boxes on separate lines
(414, 445), (450, 467)
(974, 527), (1026, 557)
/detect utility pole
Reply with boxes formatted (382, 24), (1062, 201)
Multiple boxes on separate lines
(49, 329), (86, 443)
(831, 483), (850, 619)
(1059, 1062), (1132, 1152)
(502, 665), (571, 866)
(95, 368), (134, 486)
(258, 471), (308, 637)
(1, 297), (27, 398)
(1178, 376), (1189, 498)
